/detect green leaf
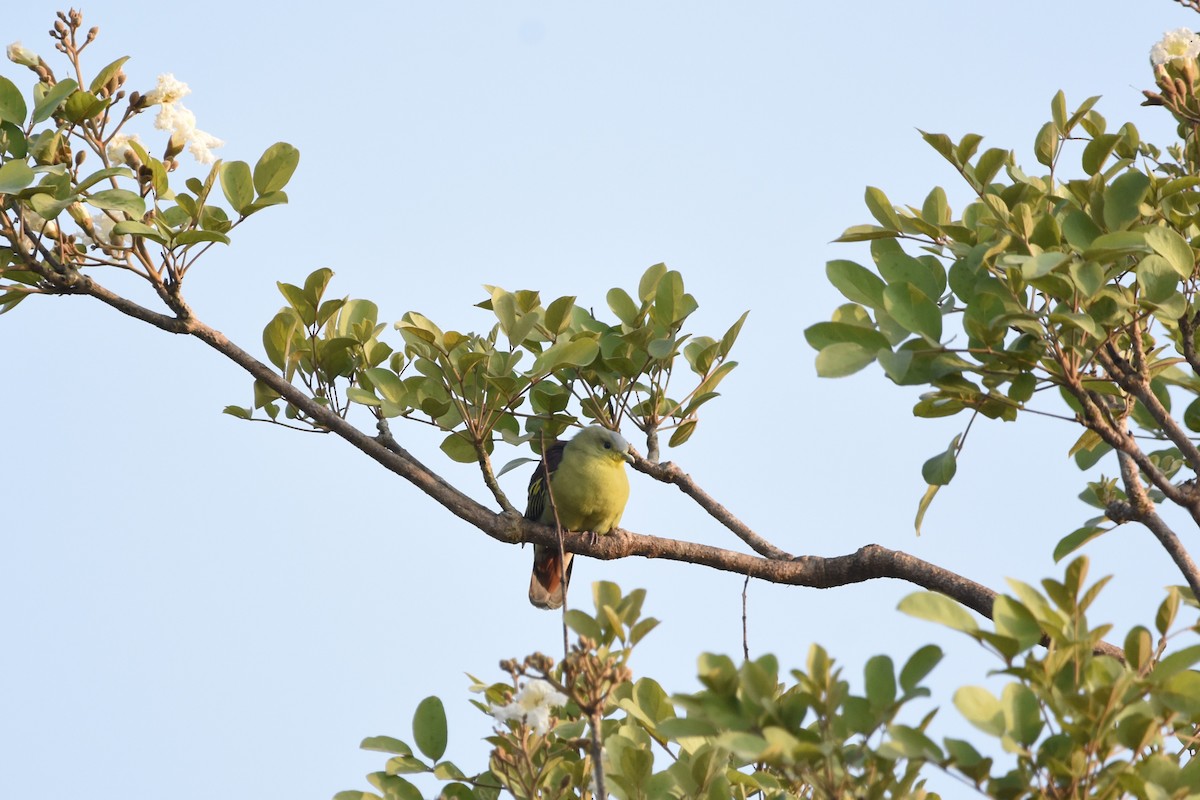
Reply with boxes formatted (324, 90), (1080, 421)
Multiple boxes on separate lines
(531, 337), (599, 373)
(1102, 170), (1150, 231)
(61, 89), (106, 123)
(0, 76), (27, 124)
(86, 188), (146, 217)
(253, 142), (300, 195)
(954, 686), (1004, 736)
(220, 160), (254, 215)
(565, 609), (603, 642)
(174, 230), (230, 246)
(898, 591), (978, 633)
(898, 644), (942, 693)
(111, 220), (168, 245)
(1149, 643), (1200, 681)
(31, 78), (77, 124)
(440, 433), (479, 464)
(1137, 254), (1179, 306)
(882, 282), (941, 341)
(1050, 91), (1067, 130)
(826, 260), (886, 308)
(914, 483), (940, 535)
(1082, 132), (1120, 175)
(1001, 683), (1043, 746)
(0, 160), (34, 194)
(814, 342), (875, 377)
(1033, 121), (1057, 167)
(974, 148), (1010, 186)
(89, 56), (130, 94)
(921, 436), (959, 486)
(607, 287), (641, 326)
(804, 321), (890, 351)
(653, 269), (686, 326)
(638, 263), (668, 302)
(543, 295), (576, 335)
(1161, 671), (1200, 715)
(412, 696), (448, 762)
(864, 655), (896, 711)
(75, 166), (135, 193)
(222, 405), (252, 420)
(360, 736), (413, 755)
(992, 596), (1042, 650)
(1020, 251), (1068, 280)
(1053, 525), (1107, 562)
(1185, 397), (1200, 433)
(668, 419), (697, 447)
(719, 310), (749, 357)
(864, 186), (901, 229)
(1145, 226), (1194, 279)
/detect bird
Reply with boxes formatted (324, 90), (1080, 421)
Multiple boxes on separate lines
(525, 425), (633, 609)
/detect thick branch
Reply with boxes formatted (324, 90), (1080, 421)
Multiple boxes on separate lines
(1062, 360), (1200, 517)
(59, 273), (1123, 661)
(629, 455), (793, 560)
(1111, 450), (1200, 598)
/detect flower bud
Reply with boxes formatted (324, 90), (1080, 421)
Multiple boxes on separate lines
(6, 42), (38, 68)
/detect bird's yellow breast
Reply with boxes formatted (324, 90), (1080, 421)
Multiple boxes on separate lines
(548, 451), (629, 534)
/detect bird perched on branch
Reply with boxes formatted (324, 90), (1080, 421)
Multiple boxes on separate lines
(526, 425), (632, 609)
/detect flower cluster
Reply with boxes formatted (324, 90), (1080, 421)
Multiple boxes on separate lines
(489, 679), (568, 735)
(145, 73), (224, 164)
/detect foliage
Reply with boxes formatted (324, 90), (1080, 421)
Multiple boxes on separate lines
(339, 576), (1200, 800)
(805, 67), (1200, 539)
(7, 11), (1200, 800)
(228, 262), (749, 464)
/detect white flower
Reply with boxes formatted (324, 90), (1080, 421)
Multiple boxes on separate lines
(106, 133), (145, 166)
(155, 101), (195, 135)
(489, 679), (569, 736)
(154, 101), (224, 164)
(19, 207), (58, 239)
(6, 41), (38, 68)
(1151, 28), (1200, 66)
(187, 127), (225, 165)
(92, 213), (127, 247)
(143, 73), (191, 106)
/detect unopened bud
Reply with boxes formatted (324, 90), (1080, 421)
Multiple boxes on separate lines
(66, 201), (89, 227)
(74, 149), (86, 167)
(164, 130), (186, 161)
(6, 42), (39, 68)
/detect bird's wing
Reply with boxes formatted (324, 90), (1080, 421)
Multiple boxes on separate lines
(524, 440), (566, 521)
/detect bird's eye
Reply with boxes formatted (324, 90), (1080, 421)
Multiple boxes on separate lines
(603, 441), (612, 449)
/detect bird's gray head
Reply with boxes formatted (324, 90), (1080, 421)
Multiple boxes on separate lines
(572, 425), (633, 463)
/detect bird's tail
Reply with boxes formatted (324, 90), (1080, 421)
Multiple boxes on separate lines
(529, 545), (574, 609)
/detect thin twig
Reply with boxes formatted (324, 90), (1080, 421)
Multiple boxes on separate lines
(742, 574), (750, 661)
(630, 455), (793, 560)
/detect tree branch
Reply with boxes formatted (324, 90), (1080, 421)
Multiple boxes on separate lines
(629, 454), (793, 560)
(53, 272), (1124, 661)
(1110, 450), (1200, 599)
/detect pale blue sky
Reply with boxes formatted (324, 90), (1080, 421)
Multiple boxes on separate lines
(2, 2), (1193, 798)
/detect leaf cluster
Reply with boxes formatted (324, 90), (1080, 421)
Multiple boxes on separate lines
(233, 263), (748, 473)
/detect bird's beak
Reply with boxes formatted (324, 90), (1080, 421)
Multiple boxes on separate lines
(622, 450), (635, 464)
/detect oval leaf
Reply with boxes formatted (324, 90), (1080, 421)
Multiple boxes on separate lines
(412, 696), (448, 762)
